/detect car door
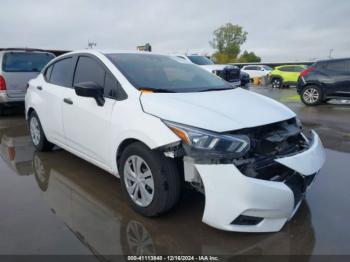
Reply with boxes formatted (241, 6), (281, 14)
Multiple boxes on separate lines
(279, 66), (296, 83)
(325, 60), (350, 97)
(38, 57), (75, 143)
(242, 66), (255, 78)
(61, 55), (117, 167)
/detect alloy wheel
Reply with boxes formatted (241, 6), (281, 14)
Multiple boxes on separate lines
(124, 155), (155, 207)
(30, 117), (41, 146)
(303, 87), (320, 104)
(272, 79), (281, 88)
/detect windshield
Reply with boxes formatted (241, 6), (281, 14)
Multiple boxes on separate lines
(2, 52), (55, 72)
(263, 65), (272, 71)
(107, 53), (232, 93)
(187, 55), (214, 65)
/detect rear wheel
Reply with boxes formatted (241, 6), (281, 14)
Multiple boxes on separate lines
(271, 78), (282, 89)
(28, 111), (55, 151)
(119, 142), (181, 217)
(301, 85), (323, 106)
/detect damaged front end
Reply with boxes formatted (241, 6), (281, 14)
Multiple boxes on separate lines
(158, 118), (325, 232)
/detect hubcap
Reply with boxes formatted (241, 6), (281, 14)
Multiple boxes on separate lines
(303, 88), (319, 104)
(30, 117), (41, 146)
(272, 79), (281, 88)
(124, 155), (154, 207)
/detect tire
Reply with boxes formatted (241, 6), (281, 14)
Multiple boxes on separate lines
(271, 78), (283, 89)
(300, 85), (323, 106)
(119, 142), (181, 217)
(28, 111), (55, 151)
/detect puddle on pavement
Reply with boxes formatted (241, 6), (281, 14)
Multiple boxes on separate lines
(0, 118), (350, 257)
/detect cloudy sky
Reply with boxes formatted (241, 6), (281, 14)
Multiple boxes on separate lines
(1, 0), (349, 62)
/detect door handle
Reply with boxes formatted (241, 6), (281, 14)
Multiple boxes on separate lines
(37, 86), (42, 90)
(63, 98), (73, 105)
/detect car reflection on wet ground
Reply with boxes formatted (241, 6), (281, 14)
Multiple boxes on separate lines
(0, 88), (349, 259)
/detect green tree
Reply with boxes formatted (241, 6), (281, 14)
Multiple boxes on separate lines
(238, 51), (261, 63)
(210, 23), (247, 63)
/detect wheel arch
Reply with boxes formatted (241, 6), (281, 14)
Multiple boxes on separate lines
(270, 75), (284, 83)
(116, 138), (149, 170)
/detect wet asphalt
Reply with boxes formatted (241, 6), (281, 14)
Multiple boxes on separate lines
(0, 86), (349, 258)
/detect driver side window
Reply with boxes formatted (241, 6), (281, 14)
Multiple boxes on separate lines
(74, 56), (105, 88)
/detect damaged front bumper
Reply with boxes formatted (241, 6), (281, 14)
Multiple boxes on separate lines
(191, 130), (325, 233)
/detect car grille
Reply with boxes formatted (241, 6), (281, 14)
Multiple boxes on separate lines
(285, 173), (316, 207)
(228, 118), (308, 157)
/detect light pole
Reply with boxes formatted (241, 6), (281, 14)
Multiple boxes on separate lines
(329, 48), (334, 59)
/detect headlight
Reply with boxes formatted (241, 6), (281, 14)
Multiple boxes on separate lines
(163, 120), (250, 159)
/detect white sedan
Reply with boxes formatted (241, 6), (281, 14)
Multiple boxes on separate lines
(25, 50), (325, 232)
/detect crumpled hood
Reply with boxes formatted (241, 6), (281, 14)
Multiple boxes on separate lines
(140, 88), (296, 132)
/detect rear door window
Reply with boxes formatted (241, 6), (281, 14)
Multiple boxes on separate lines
(279, 66), (294, 72)
(2, 52), (55, 72)
(293, 66), (305, 72)
(50, 57), (74, 87)
(326, 61), (346, 73)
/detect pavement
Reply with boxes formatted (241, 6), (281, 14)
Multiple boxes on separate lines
(0, 87), (349, 259)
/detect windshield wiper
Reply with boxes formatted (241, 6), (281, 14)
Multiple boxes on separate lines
(198, 87), (235, 92)
(138, 87), (176, 93)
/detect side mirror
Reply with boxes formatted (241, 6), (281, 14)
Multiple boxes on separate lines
(74, 82), (105, 106)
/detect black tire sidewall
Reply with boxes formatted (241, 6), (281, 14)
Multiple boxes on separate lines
(119, 142), (180, 217)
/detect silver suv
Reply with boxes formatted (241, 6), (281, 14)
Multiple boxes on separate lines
(0, 49), (55, 114)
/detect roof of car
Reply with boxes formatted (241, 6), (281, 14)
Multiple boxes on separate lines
(64, 49), (165, 56)
(316, 57), (350, 63)
(275, 64), (307, 68)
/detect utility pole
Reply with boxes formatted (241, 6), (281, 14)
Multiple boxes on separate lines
(88, 41), (97, 49)
(329, 48), (334, 59)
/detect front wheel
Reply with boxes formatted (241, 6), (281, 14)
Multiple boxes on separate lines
(271, 78), (283, 89)
(119, 142), (181, 217)
(300, 85), (323, 106)
(28, 111), (55, 151)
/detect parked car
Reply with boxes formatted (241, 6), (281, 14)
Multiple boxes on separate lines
(297, 58), (350, 106)
(175, 54), (241, 87)
(240, 71), (250, 88)
(241, 65), (272, 79)
(0, 49), (55, 114)
(269, 65), (307, 88)
(25, 50), (325, 233)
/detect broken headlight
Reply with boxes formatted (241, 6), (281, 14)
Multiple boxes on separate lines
(163, 120), (250, 159)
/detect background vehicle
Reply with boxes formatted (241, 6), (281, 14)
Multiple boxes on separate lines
(269, 65), (307, 88)
(175, 54), (241, 87)
(240, 71), (250, 88)
(297, 58), (350, 106)
(25, 50), (325, 233)
(0, 49), (55, 114)
(241, 65), (272, 79)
